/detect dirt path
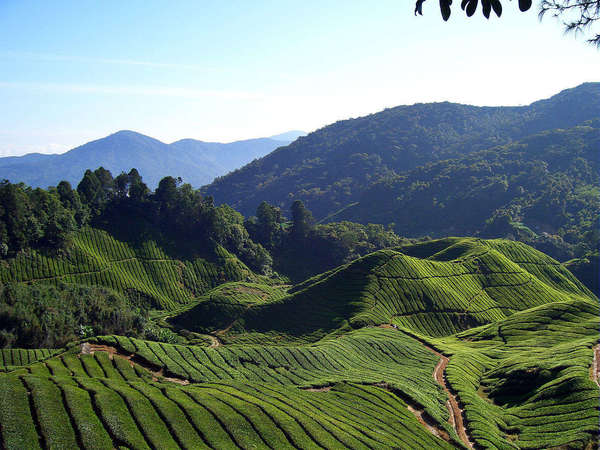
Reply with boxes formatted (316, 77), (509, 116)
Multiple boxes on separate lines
(301, 385), (333, 392)
(80, 342), (189, 385)
(380, 325), (475, 448)
(424, 344), (475, 449)
(431, 353), (474, 448)
(591, 344), (600, 387)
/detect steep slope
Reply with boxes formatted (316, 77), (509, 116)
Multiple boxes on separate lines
(0, 131), (290, 189)
(203, 83), (600, 218)
(339, 122), (599, 243)
(2, 259), (597, 448)
(1, 237), (597, 449)
(171, 237), (595, 342)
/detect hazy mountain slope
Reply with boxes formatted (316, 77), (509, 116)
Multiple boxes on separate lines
(203, 83), (600, 218)
(169, 137), (289, 178)
(269, 130), (307, 141)
(0, 131), (291, 189)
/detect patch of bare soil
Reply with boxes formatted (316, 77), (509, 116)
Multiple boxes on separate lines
(80, 342), (189, 385)
(207, 335), (221, 348)
(591, 344), (600, 387)
(301, 385), (333, 392)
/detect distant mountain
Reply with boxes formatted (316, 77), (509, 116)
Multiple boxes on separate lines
(0, 131), (294, 188)
(202, 83), (600, 220)
(269, 130), (307, 141)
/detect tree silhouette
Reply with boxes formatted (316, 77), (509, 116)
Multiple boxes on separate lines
(415, 0), (600, 46)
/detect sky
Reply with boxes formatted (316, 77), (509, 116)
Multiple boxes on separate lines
(0, 0), (598, 157)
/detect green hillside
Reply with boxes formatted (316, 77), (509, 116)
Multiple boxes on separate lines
(203, 83), (600, 220)
(0, 227), (257, 310)
(0, 236), (598, 448)
(1, 299), (597, 448)
(175, 238), (594, 343)
(440, 298), (600, 448)
(340, 122), (599, 260)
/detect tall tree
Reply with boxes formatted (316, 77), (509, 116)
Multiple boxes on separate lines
(291, 200), (314, 239)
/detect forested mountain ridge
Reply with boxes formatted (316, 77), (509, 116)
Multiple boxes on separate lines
(0, 130), (294, 189)
(338, 121), (599, 258)
(203, 83), (600, 220)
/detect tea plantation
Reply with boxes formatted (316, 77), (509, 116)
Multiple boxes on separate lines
(0, 236), (598, 448)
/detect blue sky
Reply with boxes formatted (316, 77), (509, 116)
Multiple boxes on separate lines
(0, 0), (598, 156)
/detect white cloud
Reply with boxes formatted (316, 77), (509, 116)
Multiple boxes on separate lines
(0, 81), (264, 101)
(0, 51), (211, 71)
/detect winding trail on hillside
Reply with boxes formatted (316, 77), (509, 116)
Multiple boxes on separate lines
(381, 325), (475, 448)
(430, 352), (475, 449)
(592, 344), (600, 387)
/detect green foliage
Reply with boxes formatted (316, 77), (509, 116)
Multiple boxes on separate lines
(564, 252), (599, 296)
(170, 281), (290, 333)
(142, 322), (180, 344)
(247, 201), (406, 281)
(440, 298), (599, 448)
(0, 236), (597, 448)
(0, 282), (146, 348)
(0, 180), (78, 257)
(0, 227), (258, 311)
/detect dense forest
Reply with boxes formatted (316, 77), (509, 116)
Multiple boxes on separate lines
(200, 83), (599, 283)
(341, 122), (599, 260)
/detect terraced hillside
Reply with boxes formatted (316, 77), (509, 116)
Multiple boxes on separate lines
(1, 329), (459, 449)
(441, 298), (600, 448)
(0, 238), (598, 449)
(0, 227), (258, 310)
(173, 238), (593, 342)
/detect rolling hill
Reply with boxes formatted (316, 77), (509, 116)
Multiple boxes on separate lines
(170, 237), (595, 342)
(0, 130), (299, 189)
(0, 227), (261, 311)
(0, 237), (597, 449)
